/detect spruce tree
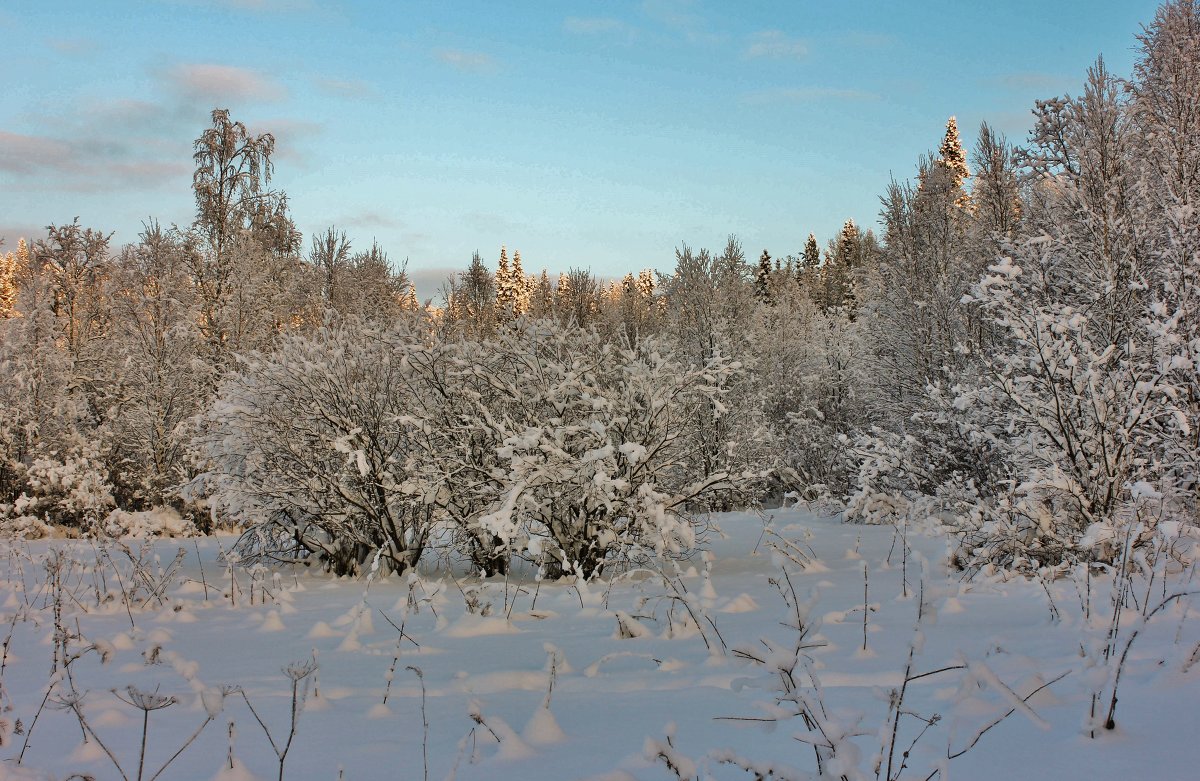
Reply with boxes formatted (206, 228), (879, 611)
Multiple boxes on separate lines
(0, 239), (24, 319)
(511, 249), (528, 315)
(495, 245), (514, 316)
(802, 233), (820, 269)
(636, 269), (655, 299)
(755, 249), (773, 304)
(938, 116), (972, 207)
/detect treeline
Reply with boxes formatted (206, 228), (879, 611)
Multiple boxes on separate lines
(2, 1), (1199, 578)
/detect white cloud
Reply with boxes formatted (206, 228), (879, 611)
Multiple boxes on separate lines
(314, 76), (373, 98)
(435, 49), (497, 73)
(745, 30), (808, 60)
(742, 86), (880, 104)
(564, 17), (634, 36)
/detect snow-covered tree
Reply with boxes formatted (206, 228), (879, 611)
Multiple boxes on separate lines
(194, 316), (441, 575)
(105, 223), (206, 507)
(754, 249), (772, 305)
(938, 115), (972, 200)
(470, 321), (754, 577)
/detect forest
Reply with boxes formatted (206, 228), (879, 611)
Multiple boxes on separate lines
(1, 3), (1199, 780)
(3, 1), (1198, 581)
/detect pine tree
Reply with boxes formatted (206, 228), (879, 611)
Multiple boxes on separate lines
(755, 249), (773, 304)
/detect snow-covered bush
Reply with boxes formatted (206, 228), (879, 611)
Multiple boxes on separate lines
(100, 506), (196, 538)
(193, 316), (443, 575)
(474, 322), (752, 578)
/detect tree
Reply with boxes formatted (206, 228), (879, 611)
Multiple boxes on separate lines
(345, 241), (410, 322)
(495, 245), (516, 318)
(0, 238), (28, 319)
(196, 317), (441, 575)
(820, 219), (863, 313)
(34, 219), (112, 368)
(754, 249), (772, 304)
(190, 109), (304, 362)
(447, 250), (496, 330)
(106, 223), (205, 506)
(511, 249), (529, 316)
(193, 109), (289, 259)
(938, 115), (971, 202)
(309, 226), (352, 311)
(660, 237), (761, 504)
(970, 122), (1023, 238)
(467, 321), (751, 578)
(1131, 0), (1200, 511)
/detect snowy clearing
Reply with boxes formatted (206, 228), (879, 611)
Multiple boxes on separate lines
(1, 508), (1197, 781)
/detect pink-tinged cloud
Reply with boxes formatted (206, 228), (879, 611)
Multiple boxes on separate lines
(745, 31), (808, 60)
(435, 49), (497, 73)
(165, 63), (286, 103)
(47, 36), (99, 56)
(0, 131), (76, 174)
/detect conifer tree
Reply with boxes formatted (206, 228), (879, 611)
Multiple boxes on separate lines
(802, 233), (820, 270)
(511, 249), (528, 315)
(938, 116), (971, 188)
(799, 233), (821, 296)
(937, 116), (973, 209)
(755, 249), (773, 304)
(636, 268), (655, 299)
(495, 245), (514, 316)
(556, 271), (572, 314)
(531, 269), (555, 317)
(0, 241), (22, 319)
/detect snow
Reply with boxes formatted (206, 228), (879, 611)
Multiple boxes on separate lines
(1, 507), (1197, 780)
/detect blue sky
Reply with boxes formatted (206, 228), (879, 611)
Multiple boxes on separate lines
(1, 0), (1160, 299)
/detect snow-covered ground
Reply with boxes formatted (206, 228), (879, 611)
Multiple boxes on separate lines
(1, 508), (1197, 780)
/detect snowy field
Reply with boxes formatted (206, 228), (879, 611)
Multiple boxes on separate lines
(1, 508), (1197, 781)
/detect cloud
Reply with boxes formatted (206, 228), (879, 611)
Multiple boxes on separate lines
(47, 36), (99, 56)
(0, 131), (76, 175)
(640, 0), (723, 45)
(0, 224), (45, 245)
(314, 76), (373, 98)
(220, 0), (313, 9)
(165, 63), (287, 103)
(0, 128), (190, 192)
(741, 86), (880, 105)
(338, 210), (403, 231)
(745, 30), (808, 60)
(159, 0), (315, 11)
(564, 16), (635, 36)
(408, 266), (460, 304)
(435, 49), (497, 73)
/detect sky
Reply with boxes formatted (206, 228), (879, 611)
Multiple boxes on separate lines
(0, 0), (1162, 300)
